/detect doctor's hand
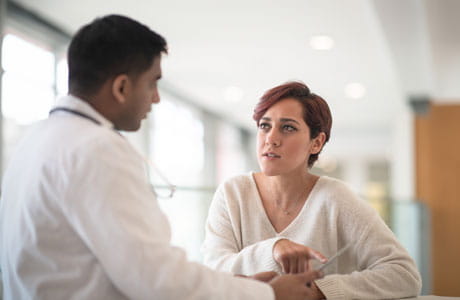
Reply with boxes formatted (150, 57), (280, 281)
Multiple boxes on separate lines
(235, 271), (278, 283)
(249, 271), (278, 282)
(273, 239), (327, 274)
(269, 270), (324, 300)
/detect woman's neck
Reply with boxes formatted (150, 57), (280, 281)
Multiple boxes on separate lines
(256, 170), (318, 208)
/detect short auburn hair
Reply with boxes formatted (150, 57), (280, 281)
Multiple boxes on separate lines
(253, 81), (332, 168)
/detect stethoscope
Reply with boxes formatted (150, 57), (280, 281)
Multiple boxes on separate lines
(49, 107), (102, 126)
(49, 106), (176, 198)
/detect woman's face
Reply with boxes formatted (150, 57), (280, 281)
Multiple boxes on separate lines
(256, 98), (324, 176)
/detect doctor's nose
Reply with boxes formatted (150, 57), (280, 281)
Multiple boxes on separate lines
(152, 89), (160, 104)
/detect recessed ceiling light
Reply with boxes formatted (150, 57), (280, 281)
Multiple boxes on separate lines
(345, 82), (366, 99)
(223, 86), (244, 103)
(309, 35), (335, 50)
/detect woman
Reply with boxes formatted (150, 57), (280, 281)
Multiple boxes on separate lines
(202, 81), (421, 299)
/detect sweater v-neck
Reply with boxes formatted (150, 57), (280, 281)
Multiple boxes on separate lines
(249, 172), (323, 235)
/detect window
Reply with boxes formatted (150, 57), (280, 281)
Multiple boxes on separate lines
(216, 122), (249, 183)
(56, 57), (68, 97)
(149, 94), (209, 262)
(2, 33), (55, 124)
(1, 32), (61, 167)
(150, 97), (205, 187)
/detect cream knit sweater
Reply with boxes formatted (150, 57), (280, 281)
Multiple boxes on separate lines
(202, 173), (422, 299)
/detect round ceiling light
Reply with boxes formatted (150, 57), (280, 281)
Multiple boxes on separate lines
(345, 82), (366, 99)
(309, 35), (335, 50)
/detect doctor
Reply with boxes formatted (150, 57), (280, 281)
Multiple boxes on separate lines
(0, 14), (322, 299)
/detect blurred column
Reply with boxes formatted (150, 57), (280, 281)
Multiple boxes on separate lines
(240, 128), (257, 172)
(390, 102), (415, 202)
(202, 112), (217, 189)
(342, 158), (367, 196)
(0, 0), (6, 175)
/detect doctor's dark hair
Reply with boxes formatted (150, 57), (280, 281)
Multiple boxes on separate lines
(253, 81), (332, 168)
(68, 14), (167, 97)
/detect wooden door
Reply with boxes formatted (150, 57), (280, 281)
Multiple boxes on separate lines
(415, 103), (460, 295)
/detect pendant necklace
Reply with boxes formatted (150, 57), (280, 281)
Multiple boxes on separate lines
(276, 192), (307, 216)
(275, 178), (315, 215)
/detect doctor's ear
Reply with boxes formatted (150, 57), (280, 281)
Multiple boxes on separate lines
(311, 132), (326, 154)
(112, 74), (131, 104)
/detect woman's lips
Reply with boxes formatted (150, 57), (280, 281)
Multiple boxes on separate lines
(262, 152), (281, 160)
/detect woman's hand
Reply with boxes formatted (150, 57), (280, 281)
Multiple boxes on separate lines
(273, 239), (327, 274)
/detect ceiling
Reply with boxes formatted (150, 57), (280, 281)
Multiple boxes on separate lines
(10, 0), (460, 159)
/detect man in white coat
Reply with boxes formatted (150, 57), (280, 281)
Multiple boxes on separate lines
(0, 14), (322, 299)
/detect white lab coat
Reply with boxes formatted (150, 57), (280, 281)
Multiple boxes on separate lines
(0, 95), (273, 300)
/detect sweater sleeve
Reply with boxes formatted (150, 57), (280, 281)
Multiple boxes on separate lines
(315, 192), (422, 300)
(202, 184), (282, 275)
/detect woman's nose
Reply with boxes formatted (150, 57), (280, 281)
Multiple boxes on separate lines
(265, 130), (281, 147)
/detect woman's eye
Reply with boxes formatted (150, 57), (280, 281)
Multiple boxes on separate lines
(259, 123), (270, 130)
(283, 125), (297, 132)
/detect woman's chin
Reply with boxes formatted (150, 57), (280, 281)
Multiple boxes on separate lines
(262, 169), (282, 177)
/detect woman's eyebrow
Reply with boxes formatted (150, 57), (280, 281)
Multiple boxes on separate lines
(261, 117), (300, 125)
(280, 118), (300, 125)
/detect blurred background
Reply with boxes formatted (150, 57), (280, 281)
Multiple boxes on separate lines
(0, 0), (459, 296)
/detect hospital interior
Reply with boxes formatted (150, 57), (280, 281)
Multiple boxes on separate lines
(0, 0), (459, 297)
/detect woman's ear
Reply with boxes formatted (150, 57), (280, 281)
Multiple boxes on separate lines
(311, 132), (326, 154)
(112, 74), (130, 104)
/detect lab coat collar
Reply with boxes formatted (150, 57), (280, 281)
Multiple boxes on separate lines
(52, 94), (115, 129)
